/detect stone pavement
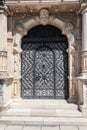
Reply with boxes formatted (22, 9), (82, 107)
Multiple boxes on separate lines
(0, 124), (87, 130)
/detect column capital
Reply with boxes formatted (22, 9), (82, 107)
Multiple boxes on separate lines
(0, 5), (11, 16)
(82, 8), (87, 14)
(80, 3), (87, 14)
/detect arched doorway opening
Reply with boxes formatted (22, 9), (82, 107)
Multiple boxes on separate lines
(21, 25), (69, 99)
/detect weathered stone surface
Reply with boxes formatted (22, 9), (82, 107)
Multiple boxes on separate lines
(23, 126), (41, 130)
(42, 126), (59, 130)
(60, 126), (78, 130)
(5, 125), (23, 130)
(78, 126), (87, 130)
(0, 124), (7, 130)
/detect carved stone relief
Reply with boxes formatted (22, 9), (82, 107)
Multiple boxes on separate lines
(11, 10), (81, 102)
(39, 9), (49, 25)
(0, 80), (4, 102)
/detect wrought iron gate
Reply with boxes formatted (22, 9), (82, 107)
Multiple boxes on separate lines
(21, 25), (68, 99)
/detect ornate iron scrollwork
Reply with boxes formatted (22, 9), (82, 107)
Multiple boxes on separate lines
(21, 25), (68, 99)
(21, 42), (68, 99)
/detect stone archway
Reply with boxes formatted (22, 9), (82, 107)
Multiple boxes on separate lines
(13, 9), (76, 102)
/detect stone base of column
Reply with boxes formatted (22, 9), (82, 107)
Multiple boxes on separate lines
(0, 72), (13, 110)
(82, 105), (87, 117)
(77, 76), (87, 117)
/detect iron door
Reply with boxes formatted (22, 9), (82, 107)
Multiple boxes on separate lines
(21, 42), (68, 99)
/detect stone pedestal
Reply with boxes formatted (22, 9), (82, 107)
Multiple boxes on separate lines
(0, 73), (13, 106)
(81, 51), (87, 74)
(82, 81), (87, 117)
(78, 77), (87, 117)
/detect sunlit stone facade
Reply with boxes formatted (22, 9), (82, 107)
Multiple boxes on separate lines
(0, 0), (87, 117)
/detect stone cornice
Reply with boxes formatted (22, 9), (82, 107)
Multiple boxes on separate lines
(0, 5), (11, 15)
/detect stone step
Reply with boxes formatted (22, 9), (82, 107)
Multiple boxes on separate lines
(3, 109), (82, 118)
(0, 116), (87, 126)
(10, 99), (78, 109)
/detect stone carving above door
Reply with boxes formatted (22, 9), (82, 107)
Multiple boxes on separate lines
(39, 9), (49, 25)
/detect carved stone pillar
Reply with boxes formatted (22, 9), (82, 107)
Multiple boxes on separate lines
(0, 8), (7, 51)
(0, 7), (9, 107)
(77, 8), (87, 117)
(12, 33), (22, 99)
(0, 8), (7, 72)
(81, 8), (87, 74)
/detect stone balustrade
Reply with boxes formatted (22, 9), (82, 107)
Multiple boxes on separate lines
(0, 51), (7, 72)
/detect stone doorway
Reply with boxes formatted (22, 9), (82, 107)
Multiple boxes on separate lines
(21, 25), (69, 99)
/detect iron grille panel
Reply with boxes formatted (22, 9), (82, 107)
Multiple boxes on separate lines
(21, 42), (68, 99)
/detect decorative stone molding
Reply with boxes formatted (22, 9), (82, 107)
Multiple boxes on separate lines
(0, 51), (7, 71)
(62, 23), (73, 35)
(15, 15), (73, 37)
(14, 14), (77, 102)
(13, 46), (22, 54)
(15, 21), (27, 36)
(81, 51), (87, 73)
(0, 72), (13, 103)
(0, 80), (4, 103)
(39, 9), (49, 25)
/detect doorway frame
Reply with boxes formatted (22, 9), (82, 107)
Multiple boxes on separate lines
(13, 10), (77, 102)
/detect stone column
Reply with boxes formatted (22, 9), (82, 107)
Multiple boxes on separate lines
(78, 8), (87, 117)
(0, 8), (7, 51)
(0, 7), (10, 107)
(81, 8), (87, 74)
(0, 8), (7, 72)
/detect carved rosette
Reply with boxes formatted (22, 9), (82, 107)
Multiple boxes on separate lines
(81, 51), (87, 73)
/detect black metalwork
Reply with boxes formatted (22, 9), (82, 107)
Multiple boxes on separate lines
(0, 0), (4, 6)
(21, 25), (68, 99)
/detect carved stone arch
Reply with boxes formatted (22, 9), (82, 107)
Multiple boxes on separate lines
(15, 15), (73, 37)
(14, 11), (77, 102)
